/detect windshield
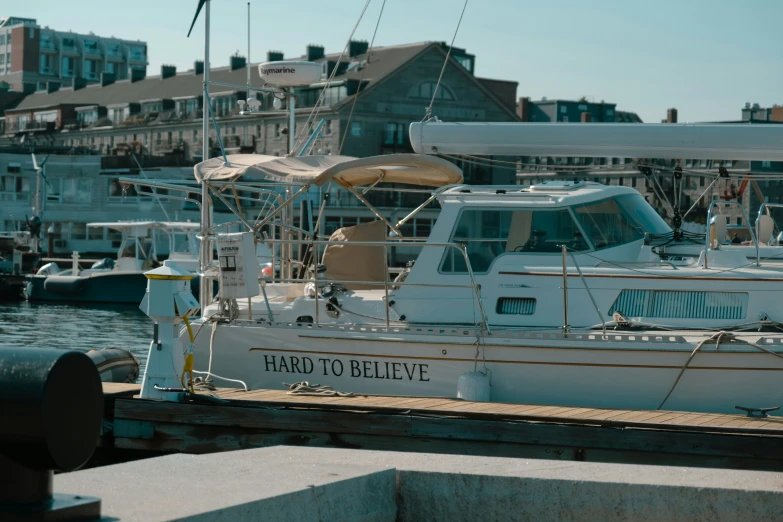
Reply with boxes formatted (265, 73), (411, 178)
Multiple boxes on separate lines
(615, 194), (672, 236)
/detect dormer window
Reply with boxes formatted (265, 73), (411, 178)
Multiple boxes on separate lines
(76, 106), (99, 125)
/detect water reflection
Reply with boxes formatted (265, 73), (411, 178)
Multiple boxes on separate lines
(0, 301), (153, 374)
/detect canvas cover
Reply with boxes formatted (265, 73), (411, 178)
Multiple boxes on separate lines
(194, 153), (463, 188)
(321, 220), (387, 290)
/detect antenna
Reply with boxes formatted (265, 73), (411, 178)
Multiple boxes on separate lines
(247, 2), (251, 106)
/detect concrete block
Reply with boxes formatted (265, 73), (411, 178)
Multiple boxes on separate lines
(57, 446), (783, 521)
(56, 452), (396, 522)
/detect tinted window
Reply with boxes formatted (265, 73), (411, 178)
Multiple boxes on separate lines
(441, 208), (585, 274)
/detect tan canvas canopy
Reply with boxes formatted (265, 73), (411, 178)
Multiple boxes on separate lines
(193, 153), (463, 188)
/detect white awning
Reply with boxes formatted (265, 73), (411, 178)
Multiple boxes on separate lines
(193, 153), (463, 188)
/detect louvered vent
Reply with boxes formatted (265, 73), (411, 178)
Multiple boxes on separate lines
(609, 290), (748, 320)
(497, 297), (536, 315)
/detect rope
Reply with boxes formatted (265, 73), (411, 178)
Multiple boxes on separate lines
(285, 381), (355, 397)
(423, 0), (469, 121)
(339, 0), (386, 155)
(657, 332), (783, 410)
(657, 331), (731, 410)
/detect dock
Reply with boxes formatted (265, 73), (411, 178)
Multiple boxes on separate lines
(99, 383), (783, 471)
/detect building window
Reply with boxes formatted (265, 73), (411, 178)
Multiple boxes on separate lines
(452, 54), (474, 73)
(384, 122), (406, 146)
(274, 123), (281, 139)
(211, 95), (236, 117)
(61, 56), (74, 78)
(77, 109), (98, 125)
(350, 121), (363, 137)
(129, 46), (145, 61)
(84, 40), (99, 54)
(0, 174), (30, 201)
(0, 55), (4, 65)
(193, 129), (198, 141)
(408, 82), (455, 101)
(46, 178), (62, 202)
(0, 35), (4, 45)
(560, 106), (568, 114)
(762, 161), (772, 168)
(108, 178), (138, 200)
(84, 59), (100, 80)
(39, 54), (53, 74)
(562, 116), (569, 122)
(62, 179), (91, 204)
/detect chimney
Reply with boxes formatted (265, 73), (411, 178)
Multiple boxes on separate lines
(100, 72), (115, 87)
(194, 60), (204, 75)
(230, 54), (246, 71)
(267, 50), (284, 62)
(131, 68), (146, 83)
(46, 81), (61, 94)
(517, 97), (530, 122)
(349, 40), (369, 57)
(160, 64), (177, 79)
(307, 44), (325, 61)
(581, 112), (592, 123)
(666, 108), (678, 123)
(72, 77), (87, 91)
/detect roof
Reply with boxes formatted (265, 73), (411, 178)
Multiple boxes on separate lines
(11, 42), (435, 112)
(194, 153), (463, 188)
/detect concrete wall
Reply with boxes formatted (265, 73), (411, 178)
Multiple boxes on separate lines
(57, 446), (783, 522)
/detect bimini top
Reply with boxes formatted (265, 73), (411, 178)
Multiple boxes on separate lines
(193, 153), (463, 188)
(87, 221), (200, 231)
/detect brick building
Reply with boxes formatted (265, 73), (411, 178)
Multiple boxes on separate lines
(0, 15), (147, 93)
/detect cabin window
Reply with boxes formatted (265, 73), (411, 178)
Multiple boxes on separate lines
(572, 194), (670, 250)
(573, 198), (642, 249)
(440, 208), (585, 274)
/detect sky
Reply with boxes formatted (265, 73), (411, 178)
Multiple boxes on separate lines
(12, 0), (783, 122)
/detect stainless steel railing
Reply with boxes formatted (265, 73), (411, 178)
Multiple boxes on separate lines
(704, 200), (759, 268)
(202, 237), (491, 333)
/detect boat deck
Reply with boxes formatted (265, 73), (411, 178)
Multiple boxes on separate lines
(100, 383), (783, 471)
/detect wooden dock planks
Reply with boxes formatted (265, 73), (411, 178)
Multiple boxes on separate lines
(100, 383), (783, 470)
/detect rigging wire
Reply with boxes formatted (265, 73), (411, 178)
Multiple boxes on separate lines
(339, 0), (387, 155)
(423, 0), (469, 121)
(291, 0), (373, 154)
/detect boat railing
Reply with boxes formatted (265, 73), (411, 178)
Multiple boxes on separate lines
(756, 202), (783, 243)
(705, 201), (758, 268)
(201, 237), (491, 333)
(562, 246), (606, 336)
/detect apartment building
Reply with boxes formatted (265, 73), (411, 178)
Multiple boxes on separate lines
(0, 15), (147, 93)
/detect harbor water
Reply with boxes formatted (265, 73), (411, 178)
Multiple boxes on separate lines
(0, 301), (152, 376)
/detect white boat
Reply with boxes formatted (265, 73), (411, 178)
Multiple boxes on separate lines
(26, 221), (200, 304)
(180, 151), (783, 414)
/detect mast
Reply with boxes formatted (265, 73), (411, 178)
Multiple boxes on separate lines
(199, 0), (212, 310)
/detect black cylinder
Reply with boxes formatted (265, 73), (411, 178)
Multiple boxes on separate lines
(0, 347), (103, 471)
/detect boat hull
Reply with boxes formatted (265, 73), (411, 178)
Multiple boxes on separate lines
(191, 322), (783, 414)
(25, 272), (148, 304)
